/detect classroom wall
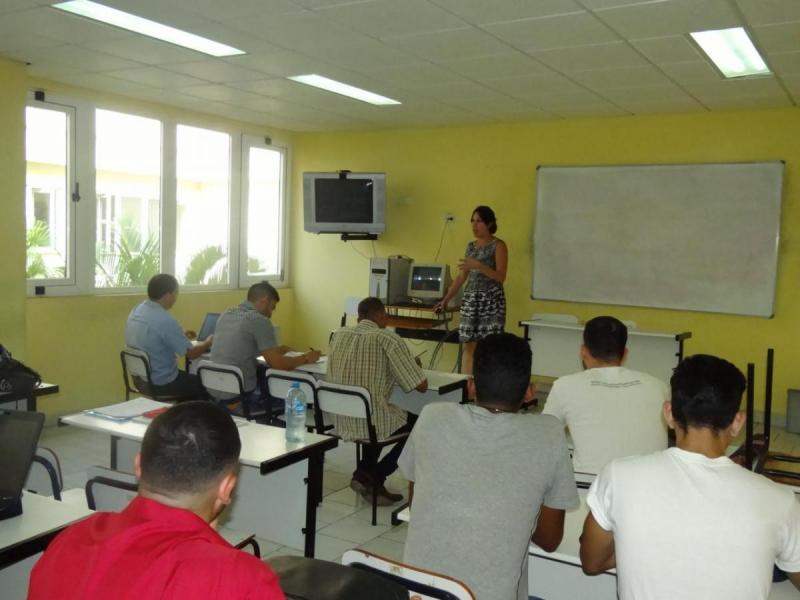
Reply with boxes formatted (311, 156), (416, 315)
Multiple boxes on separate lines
(10, 72), (297, 419)
(290, 106), (800, 417)
(0, 58), (29, 358)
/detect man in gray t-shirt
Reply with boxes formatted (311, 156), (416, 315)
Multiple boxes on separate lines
(399, 333), (578, 600)
(210, 282), (320, 398)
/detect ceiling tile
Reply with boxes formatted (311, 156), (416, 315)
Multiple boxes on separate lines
(362, 62), (472, 86)
(579, 0), (671, 9)
(0, 1), (48, 15)
(437, 52), (550, 81)
(383, 27), (513, 62)
(292, 0), (376, 8)
(594, 0), (741, 39)
(698, 94), (792, 111)
(767, 51), (800, 77)
(29, 44), (146, 73)
(99, 0), (213, 31)
(616, 97), (706, 114)
(0, 6), (131, 45)
(484, 11), (621, 52)
(753, 22), (800, 54)
(600, 83), (699, 104)
(85, 35), (213, 65)
(108, 66), (210, 88)
(428, 0), (584, 26)
(298, 40), (422, 71)
(38, 71), (158, 95)
(532, 90), (615, 110)
(407, 80), (509, 102)
(487, 72), (588, 97)
(629, 35), (701, 64)
(681, 75), (789, 101)
(550, 102), (629, 118)
(532, 41), (648, 71)
(569, 64), (672, 89)
(0, 31), (68, 55)
(163, 60), (266, 83)
(735, 0), (800, 26)
(660, 60), (722, 84)
(317, 0), (467, 39)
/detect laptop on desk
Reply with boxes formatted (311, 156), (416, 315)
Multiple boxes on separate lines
(197, 312), (220, 342)
(0, 409), (45, 520)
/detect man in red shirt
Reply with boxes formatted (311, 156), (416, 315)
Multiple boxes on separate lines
(28, 401), (284, 600)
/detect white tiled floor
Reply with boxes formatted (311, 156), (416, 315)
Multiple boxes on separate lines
(39, 424), (410, 565)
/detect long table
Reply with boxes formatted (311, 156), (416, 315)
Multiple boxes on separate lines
(60, 403), (338, 557)
(0, 383), (59, 412)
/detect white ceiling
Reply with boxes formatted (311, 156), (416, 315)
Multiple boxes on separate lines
(1, 0), (798, 131)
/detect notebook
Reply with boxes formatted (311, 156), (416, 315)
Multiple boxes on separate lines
(197, 312), (220, 342)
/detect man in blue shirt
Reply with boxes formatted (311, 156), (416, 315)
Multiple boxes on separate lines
(125, 274), (212, 400)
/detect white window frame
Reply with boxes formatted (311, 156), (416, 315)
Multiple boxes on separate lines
(239, 134), (289, 288)
(24, 95), (77, 294)
(24, 92), (290, 296)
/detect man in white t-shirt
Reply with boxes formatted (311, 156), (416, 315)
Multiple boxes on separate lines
(542, 315), (668, 474)
(580, 354), (800, 600)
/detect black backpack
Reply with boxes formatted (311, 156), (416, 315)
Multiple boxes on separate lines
(0, 345), (42, 396)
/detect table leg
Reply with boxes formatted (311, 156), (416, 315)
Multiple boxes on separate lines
(26, 393), (36, 412)
(303, 451), (324, 558)
(110, 435), (119, 470)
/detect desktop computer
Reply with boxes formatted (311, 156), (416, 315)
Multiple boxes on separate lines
(369, 256), (412, 305)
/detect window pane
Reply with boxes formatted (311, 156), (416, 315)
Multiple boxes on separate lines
(246, 146), (283, 276)
(94, 109), (161, 288)
(176, 125), (231, 285)
(25, 106), (68, 280)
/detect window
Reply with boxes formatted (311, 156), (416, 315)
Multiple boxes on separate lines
(24, 94), (288, 295)
(94, 109), (162, 288)
(176, 125), (231, 286)
(241, 136), (286, 282)
(25, 104), (73, 282)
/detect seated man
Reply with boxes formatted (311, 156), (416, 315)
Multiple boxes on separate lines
(210, 281), (320, 404)
(327, 297), (427, 505)
(542, 315), (668, 474)
(399, 332), (578, 599)
(28, 401), (285, 599)
(125, 273), (211, 400)
(581, 354), (800, 598)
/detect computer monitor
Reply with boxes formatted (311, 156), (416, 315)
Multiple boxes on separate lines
(0, 409), (45, 519)
(197, 313), (220, 342)
(407, 263), (452, 302)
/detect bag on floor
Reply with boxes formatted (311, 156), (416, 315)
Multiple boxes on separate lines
(0, 345), (42, 395)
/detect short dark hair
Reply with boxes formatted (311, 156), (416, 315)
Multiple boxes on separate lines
(670, 354), (746, 431)
(473, 333), (532, 408)
(472, 205), (497, 234)
(358, 297), (385, 320)
(247, 281), (280, 303)
(139, 401), (241, 495)
(583, 316), (627, 362)
(147, 274), (178, 301)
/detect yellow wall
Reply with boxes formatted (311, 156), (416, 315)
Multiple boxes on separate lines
(0, 59), (28, 357)
(291, 107), (800, 416)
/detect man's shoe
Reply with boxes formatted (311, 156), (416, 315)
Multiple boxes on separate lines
(349, 471), (373, 495)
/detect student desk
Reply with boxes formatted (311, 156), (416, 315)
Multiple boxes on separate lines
(519, 320), (690, 383)
(60, 405), (338, 557)
(0, 383), (59, 412)
(0, 492), (93, 600)
(399, 489), (798, 600)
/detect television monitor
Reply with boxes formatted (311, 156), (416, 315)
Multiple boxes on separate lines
(407, 263), (452, 302)
(197, 312), (219, 342)
(0, 409), (45, 519)
(303, 172), (385, 235)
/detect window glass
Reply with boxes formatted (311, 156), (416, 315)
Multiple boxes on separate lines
(176, 125), (231, 285)
(94, 109), (162, 288)
(245, 144), (284, 277)
(25, 106), (69, 280)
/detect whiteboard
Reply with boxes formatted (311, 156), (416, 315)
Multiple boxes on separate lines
(532, 162), (783, 317)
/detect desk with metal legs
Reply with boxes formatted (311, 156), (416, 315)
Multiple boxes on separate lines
(60, 404), (337, 557)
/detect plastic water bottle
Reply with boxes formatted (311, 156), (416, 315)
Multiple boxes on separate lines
(285, 382), (306, 443)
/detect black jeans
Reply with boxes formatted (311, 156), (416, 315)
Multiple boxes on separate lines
(356, 413), (418, 486)
(137, 371), (205, 401)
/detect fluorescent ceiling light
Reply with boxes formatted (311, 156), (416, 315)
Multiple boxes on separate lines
(52, 0), (244, 57)
(288, 74), (401, 106)
(690, 27), (769, 78)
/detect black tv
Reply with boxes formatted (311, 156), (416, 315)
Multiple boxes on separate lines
(303, 172), (385, 235)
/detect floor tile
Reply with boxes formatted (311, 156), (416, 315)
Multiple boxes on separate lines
(357, 537), (405, 562)
(318, 516), (391, 544)
(317, 499), (360, 525)
(379, 523), (408, 543)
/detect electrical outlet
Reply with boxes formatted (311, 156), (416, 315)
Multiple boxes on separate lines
(444, 212), (455, 223)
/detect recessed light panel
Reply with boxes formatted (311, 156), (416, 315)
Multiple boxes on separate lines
(52, 0), (245, 57)
(288, 74), (401, 106)
(690, 27), (769, 78)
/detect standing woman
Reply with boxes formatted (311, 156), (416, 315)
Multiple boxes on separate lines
(434, 205), (507, 374)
